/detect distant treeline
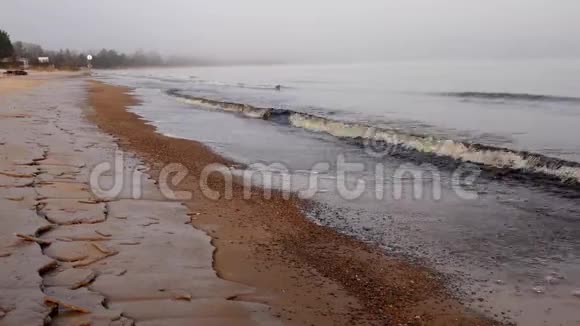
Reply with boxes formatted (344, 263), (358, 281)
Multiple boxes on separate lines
(1, 28), (199, 69)
(12, 41), (198, 68)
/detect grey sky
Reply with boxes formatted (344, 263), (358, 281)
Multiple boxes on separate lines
(1, 0), (579, 63)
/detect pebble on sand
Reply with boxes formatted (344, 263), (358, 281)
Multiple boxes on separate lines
(532, 286), (546, 294)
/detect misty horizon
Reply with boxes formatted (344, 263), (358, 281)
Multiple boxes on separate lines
(2, 0), (580, 64)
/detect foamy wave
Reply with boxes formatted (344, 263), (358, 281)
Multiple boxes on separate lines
(167, 89), (580, 185)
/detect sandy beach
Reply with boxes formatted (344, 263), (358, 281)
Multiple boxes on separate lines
(0, 73), (497, 325)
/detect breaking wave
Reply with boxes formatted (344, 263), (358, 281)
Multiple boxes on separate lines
(167, 89), (580, 185)
(438, 92), (580, 103)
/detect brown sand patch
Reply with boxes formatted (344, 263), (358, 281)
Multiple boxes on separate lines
(87, 80), (498, 325)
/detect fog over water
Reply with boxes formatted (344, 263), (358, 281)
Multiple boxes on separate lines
(2, 0), (580, 63)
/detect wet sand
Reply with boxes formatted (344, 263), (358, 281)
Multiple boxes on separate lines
(0, 74), (279, 325)
(87, 79), (499, 325)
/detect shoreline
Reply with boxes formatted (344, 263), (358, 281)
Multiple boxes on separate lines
(87, 80), (499, 325)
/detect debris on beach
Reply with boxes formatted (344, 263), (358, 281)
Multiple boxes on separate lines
(15, 233), (52, 245)
(5, 196), (25, 201)
(90, 242), (111, 254)
(101, 268), (127, 276)
(43, 268), (97, 290)
(94, 230), (112, 237)
(139, 221), (160, 227)
(532, 286), (546, 294)
(0, 171), (35, 178)
(173, 292), (193, 301)
(44, 296), (90, 313)
(118, 240), (140, 246)
(3, 70), (28, 76)
(72, 250), (118, 268)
